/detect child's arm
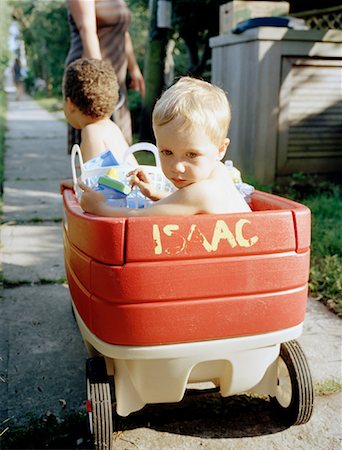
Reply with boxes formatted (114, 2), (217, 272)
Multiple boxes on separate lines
(80, 125), (122, 162)
(80, 128), (105, 162)
(80, 123), (137, 165)
(60, 179), (74, 194)
(79, 182), (201, 217)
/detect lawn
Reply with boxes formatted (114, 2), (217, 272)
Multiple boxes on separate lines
(35, 95), (65, 116)
(274, 174), (342, 317)
(301, 188), (342, 316)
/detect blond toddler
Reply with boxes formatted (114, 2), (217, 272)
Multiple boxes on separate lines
(80, 76), (251, 216)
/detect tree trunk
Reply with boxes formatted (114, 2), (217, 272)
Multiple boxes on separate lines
(139, 0), (171, 141)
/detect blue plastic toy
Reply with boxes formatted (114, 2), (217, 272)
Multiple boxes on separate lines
(83, 150), (119, 170)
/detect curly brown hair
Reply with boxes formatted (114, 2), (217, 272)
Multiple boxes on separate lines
(63, 58), (119, 119)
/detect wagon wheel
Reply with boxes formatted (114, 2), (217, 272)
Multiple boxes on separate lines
(273, 340), (314, 426)
(86, 357), (113, 450)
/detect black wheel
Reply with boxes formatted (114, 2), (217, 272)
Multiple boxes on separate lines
(273, 340), (314, 425)
(86, 357), (113, 450)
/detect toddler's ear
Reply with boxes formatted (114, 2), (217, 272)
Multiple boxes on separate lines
(66, 97), (76, 113)
(218, 138), (230, 160)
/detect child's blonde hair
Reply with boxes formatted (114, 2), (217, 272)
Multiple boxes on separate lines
(152, 77), (231, 147)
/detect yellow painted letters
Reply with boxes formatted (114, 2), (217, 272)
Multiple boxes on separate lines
(152, 219), (259, 255)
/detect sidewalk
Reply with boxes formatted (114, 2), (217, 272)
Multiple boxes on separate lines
(0, 91), (88, 432)
(0, 92), (341, 449)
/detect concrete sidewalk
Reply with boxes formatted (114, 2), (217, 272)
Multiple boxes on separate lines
(0, 92), (341, 449)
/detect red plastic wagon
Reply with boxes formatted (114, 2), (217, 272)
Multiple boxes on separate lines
(63, 149), (313, 450)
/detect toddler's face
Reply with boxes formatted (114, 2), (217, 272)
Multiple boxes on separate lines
(155, 119), (222, 189)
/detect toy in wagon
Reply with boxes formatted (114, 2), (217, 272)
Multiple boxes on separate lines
(63, 141), (313, 450)
(71, 142), (175, 209)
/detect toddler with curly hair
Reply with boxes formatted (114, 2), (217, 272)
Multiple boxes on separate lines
(63, 58), (134, 164)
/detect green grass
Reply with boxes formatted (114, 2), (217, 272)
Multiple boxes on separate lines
(272, 174), (342, 317)
(35, 95), (63, 113)
(314, 378), (342, 396)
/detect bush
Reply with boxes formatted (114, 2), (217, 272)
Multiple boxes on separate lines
(12, 0), (70, 97)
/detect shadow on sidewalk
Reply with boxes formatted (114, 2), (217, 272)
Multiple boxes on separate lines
(113, 391), (288, 439)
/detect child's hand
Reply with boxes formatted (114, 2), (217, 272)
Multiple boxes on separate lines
(127, 169), (170, 202)
(60, 179), (74, 194)
(127, 168), (157, 200)
(79, 182), (106, 215)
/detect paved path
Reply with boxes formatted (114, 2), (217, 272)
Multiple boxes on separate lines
(0, 92), (88, 430)
(0, 92), (341, 449)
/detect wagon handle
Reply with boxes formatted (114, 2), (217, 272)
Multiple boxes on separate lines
(71, 144), (84, 190)
(123, 142), (161, 168)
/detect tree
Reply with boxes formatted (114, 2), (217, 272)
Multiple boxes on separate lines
(139, 0), (171, 140)
(173, 0), (226, 78)
(0, 1), (11, 90)
(11, 0), (70, 96)
(139, 0), (226, 140)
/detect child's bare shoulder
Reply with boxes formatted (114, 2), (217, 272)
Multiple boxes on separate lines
(103, 120), (128, 142)
(81, 121), (103, 137)
(175, 179), (217, 213)
(190, 170), (251, 214)
(81, 117), (125, 143)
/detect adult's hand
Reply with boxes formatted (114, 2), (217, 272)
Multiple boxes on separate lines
(129, 64), (145, 97)
(125, 32), (145, 97)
